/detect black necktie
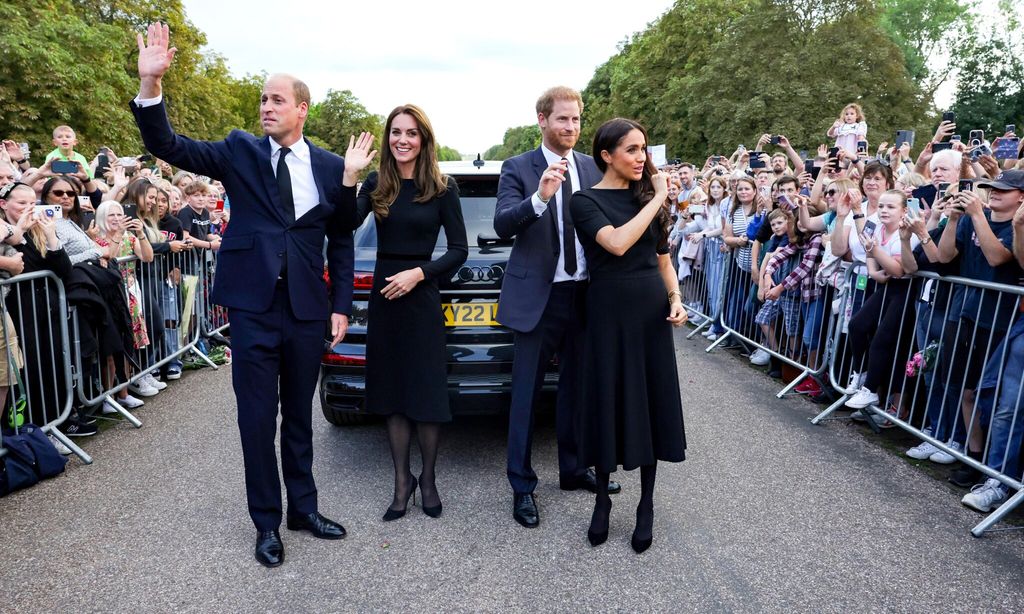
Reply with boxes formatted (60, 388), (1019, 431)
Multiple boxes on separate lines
(560, 158), (577, 276)
(277, 147), (295, 222)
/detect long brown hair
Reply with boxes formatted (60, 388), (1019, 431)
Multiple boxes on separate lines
(729, 176), (757, 218)
(591, 118), (671, 250)
(122, 178), (165, 243)
(370, 104), (448, 219)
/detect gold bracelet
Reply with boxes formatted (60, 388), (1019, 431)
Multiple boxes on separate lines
(668, 290), (682, 303)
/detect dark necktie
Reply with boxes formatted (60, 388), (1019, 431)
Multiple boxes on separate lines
(277, 147), (295, 222)
(560, 158), (577, 276)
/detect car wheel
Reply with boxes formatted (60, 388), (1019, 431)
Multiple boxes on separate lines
(322, 405), (374, 426)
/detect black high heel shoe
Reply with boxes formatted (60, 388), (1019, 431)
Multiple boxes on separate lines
(382, 476), (418, 522)
(587, 498), (611, 547)
(631, 504), (653, 553)
(418, 474), (443, 518)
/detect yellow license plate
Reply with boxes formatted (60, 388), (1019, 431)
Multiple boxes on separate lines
(442, 302), (498, 327)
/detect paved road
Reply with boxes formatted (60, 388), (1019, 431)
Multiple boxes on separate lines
(3, 331), (1024, 612)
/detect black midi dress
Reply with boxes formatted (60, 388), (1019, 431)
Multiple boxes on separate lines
(356, 173), (468, 422)
(569, 188), (687, 472)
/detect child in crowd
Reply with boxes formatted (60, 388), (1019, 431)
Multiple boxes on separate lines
(44, 125), (92, 179)
(828, 103), (868, 156)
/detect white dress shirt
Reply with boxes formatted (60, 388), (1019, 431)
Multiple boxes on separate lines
(530, 144), (588, 282)
(134, 93), (320, 220)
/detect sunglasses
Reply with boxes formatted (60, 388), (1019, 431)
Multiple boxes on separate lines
(824, 189), (838, 197)
(50, 190), (76, 197)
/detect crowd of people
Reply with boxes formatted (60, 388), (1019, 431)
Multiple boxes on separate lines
(661, 103), (1024, 515)
(0, 126), (230, 451)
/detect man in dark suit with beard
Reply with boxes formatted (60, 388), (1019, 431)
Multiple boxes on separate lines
(493, 86), (621, 528)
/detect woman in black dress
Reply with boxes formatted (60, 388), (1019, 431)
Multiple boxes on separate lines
(569, 118), (688, 553)
(343, 105), (468, 521)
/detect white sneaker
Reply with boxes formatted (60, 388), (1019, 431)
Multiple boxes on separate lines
(907, 441), (941, 460)
(929, 440), (963, 465)
(142, 373), (167, 391)
(845, 387), (879, 409)
(962, 478), (1008, 513)
(749, 349), (771, 366)
(119, 394), (145, 410)
(128, 379), (159, 398)
(49, 435), (73, 456)
(701, 330), (714, 338)
(706, 333), (718, 341)
(846, 371), (867, 392)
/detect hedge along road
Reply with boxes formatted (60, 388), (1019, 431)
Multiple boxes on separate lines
(2, 330), (1022, 612)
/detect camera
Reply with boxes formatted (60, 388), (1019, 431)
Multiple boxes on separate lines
(769, 135), (782, 146)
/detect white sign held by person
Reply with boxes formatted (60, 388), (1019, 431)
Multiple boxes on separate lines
(648, 144), (667, 168)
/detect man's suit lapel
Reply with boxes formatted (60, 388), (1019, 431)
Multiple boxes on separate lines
(259, 137), (291, 227)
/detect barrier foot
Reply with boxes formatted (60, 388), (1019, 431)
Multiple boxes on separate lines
(102, 396), (143, 428)
(190, 346), (220, 371)
(810, 395), (849, 425)
(48, 428), (93, 464)
(970, 488), (1024, 537)
(685, 320), (709, 340)
(861, 404), (884, 434)
(705, 331), (731, 354)
(777, 370), (811, 399)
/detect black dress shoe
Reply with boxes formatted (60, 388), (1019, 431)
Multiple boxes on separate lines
(560, 469), (622, 495)
(513, 493), (539, 528)
(255, 530), (283, 568)
(286, 512), (347, 540)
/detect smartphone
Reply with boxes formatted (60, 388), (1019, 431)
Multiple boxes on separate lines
(77, 195), (91, 210)
(857, 140), (868, 154)
(1007, 125), (1016, 135)
(942, 111), (956, 124)
(994, 137), (1020, 160)
(51, 160), (78, 174)
(970, 144), (993, 162)
(770, 135), (782, 145)
(778, 194), (795, 210)
(907, 197), (921, 219)
(958, 179), (973, 193)
(932, 142), (952, 153)
(950, 134), (962, 142)
(118, 156), (138, 169)
(937, 182), (951, 197)
(137, 154), (154, 163)
(33, 204), (63, 220)
(912, 185), (938, 207)
(895, 130), (915, 149)
(122, 203), (139, 220)
(96, 153), (110, 177)
(737, 144), (746, 152)
(969, 130), (984, 147)
(80, 211), (95, 229)
(215, 199), (225, 211)
(749, 155), (766, 169)
(810, 166), (821, 180)
(803, 159), (814, 174)
(863, 220), (877, 237)
(711, 155), (722, 164)
(827, 147), (840, 170)
(19, 143), (30, 158)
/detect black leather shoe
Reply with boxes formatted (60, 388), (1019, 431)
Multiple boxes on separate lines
(255, 530), (283, 568)
(560, 469), (622, 495)
(286, 512), (347, 540)
(513, 493), (539, 528)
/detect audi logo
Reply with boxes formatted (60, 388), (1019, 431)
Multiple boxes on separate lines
(455, 265), (504, 282)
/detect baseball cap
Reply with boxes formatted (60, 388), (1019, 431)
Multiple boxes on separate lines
(976, 169), (1024, 191)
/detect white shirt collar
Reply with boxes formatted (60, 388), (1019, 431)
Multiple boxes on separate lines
(270, 136), (310, 161)
(541, 143), (575, 169)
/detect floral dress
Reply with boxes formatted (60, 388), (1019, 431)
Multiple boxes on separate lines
(95, 234), (149, 349)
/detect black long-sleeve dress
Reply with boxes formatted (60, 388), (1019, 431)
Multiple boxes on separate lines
(355, 173), (468, 422)
(570, 188), (687, 472)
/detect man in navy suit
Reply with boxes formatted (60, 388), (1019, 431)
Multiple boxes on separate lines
(494, 86), (620, 529)
(132, 23), (356, 567)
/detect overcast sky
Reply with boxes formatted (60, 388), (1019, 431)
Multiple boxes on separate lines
(178, 1), (994, 155)
(179, 0), (675, 155)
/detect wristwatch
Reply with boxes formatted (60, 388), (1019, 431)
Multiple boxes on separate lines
(920, 235), (932, 245)
(3, 223), (13, 240)
(853, 213), (865, 220)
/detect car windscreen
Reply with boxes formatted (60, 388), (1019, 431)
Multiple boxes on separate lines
(354, 175), (500, 249)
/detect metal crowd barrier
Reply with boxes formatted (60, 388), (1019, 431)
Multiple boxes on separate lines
(808, 266), (1024, 537)
(678, 235), (726, 340)
(199, 249), (229, 337)
(0, 271), (87, 463)
(72, 248), (219, 427)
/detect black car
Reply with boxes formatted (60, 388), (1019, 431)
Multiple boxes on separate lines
(320, 161), (558, 426)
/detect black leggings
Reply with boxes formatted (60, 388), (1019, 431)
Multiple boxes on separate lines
(848, 278), (913, 393)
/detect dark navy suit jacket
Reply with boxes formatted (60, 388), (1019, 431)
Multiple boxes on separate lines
(130, 100), (355, 321)
(493, 147), (601, 333)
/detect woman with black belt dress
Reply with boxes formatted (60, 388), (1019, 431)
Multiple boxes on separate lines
(343, 105), (468, 521)
(569, 118), (688, 553)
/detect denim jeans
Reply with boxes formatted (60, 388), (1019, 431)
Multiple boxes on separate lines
(976, 321), (1024, 480)
(704, 241), (726, 334)
(916, 302), (965, 445)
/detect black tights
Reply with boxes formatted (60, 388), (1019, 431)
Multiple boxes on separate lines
(590, 464), (657, 538)
(385, 414), (442, 511)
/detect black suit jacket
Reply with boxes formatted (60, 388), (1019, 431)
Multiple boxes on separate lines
(493, 147), (601, 332)
(130, 100), (355, 321)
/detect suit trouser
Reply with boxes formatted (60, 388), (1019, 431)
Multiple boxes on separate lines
(228, 281), (325, 530)
(507, 281), (586, 494)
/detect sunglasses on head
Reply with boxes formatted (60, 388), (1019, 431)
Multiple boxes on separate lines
(50, 189), (75, 197)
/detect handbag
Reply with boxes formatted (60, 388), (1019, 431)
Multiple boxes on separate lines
(0, 424), (68, 497)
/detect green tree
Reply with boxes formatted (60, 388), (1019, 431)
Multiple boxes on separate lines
(482, 124), (541, 160)
(437, 145), (462, 161)
(304, 89), (384, 156)
(878, 0), (973, 95)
